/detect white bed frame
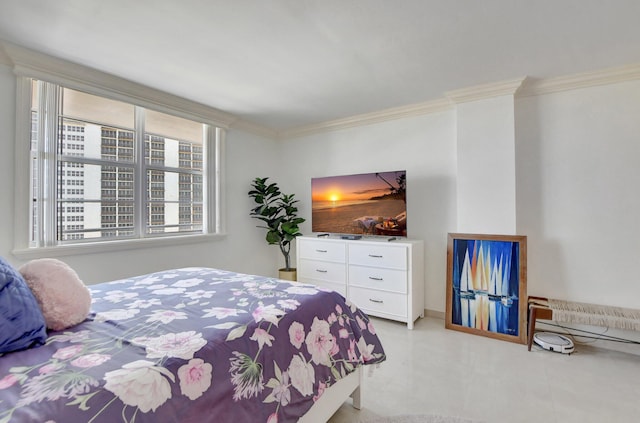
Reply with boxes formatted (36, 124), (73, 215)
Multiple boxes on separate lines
(299, 367), (362, 422)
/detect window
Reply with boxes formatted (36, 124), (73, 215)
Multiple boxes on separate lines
(27, 79), (221, 248)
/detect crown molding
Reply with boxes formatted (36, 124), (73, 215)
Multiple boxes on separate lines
(280, 63), (640, 139)
(2, 41), (238, 129)
(0, 43), (10, 66)
(278, 98), (453, 140)
(3, 40), (640, 141)
(518, 63), (640, 97)
(445, 77), (527, 104)
(280, 77), (527, 140)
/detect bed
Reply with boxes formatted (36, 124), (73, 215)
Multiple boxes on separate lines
(0, 267), (386, 422)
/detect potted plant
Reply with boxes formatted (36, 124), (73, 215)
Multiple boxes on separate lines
(248, 177), (305, 281)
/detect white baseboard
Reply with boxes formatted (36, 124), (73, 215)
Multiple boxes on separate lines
(425, 309), (445, 320)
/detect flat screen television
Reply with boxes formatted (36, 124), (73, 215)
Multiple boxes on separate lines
(311, 170), (407, 237)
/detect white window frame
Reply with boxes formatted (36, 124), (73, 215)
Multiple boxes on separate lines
(10, 47), (230, 259)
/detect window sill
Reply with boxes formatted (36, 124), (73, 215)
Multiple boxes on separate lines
(12, 233), (227, 260)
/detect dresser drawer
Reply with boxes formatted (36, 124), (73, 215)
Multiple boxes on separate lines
(348, 265), (407, 294)
(298, 239), (346, 263)
(348, 243), (407, 269)
(348, 286), (407, 319)
(298, 259), (346, 283)
(296, 236), (423, 329)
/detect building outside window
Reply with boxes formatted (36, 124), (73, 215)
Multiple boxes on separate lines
(28, 80), (218, 247)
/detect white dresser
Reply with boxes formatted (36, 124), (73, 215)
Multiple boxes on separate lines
(296, 236), (424, 329)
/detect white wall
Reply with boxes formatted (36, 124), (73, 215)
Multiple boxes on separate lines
(0, 64), (280, 284)
(3, 59), (639, 316)
(278, 111), (458, 313)
(283, 78), (640, 316)
(456, 95), (517, 234)
(0, 65), (16, 261)
(516, 80), (640, 308)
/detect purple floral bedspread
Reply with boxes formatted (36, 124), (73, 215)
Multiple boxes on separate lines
(0, 268), (385, 422)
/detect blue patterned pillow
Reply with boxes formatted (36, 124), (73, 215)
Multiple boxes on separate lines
(0, 257), (47, 353)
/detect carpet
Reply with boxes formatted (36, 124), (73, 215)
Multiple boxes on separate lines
(363, 414), (483, 423)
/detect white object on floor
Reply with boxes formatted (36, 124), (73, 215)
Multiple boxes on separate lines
(533, 332), (575, 354)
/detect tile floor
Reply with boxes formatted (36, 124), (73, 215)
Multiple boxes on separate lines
(328, 317), (640, 423)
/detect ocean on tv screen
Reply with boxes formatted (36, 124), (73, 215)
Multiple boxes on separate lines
(311, 170), (407, 237)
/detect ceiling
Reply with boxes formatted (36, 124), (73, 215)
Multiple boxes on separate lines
(1, 0), (639, 133)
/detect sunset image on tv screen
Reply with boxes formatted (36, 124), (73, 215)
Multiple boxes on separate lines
(311, 170), (407, 236)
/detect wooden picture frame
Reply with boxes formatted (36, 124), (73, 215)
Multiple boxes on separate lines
(446, 233), (527, 344)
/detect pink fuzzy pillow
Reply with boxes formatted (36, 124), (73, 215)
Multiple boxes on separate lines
(19, 259), (91, 331)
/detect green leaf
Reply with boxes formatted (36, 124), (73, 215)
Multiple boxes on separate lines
(212, 322), (240, 329)
(226, 325), (247, 341)
(266, 231), (281, 244)
(273, 361), (282, 381)
(263, 392), (277, 403)
(66, 392), (100, 411)
(248, 177), (304, 260)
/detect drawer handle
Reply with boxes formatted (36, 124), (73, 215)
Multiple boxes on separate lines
(369, 299), (384, 304)
(368, 276), (383, 281)
(316, 249), (328, 253)
(368, 254), (383, 258)
(315, 269), (328, 273)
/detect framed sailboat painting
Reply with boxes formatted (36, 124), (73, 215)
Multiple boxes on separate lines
(446, 233), (527, 344)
